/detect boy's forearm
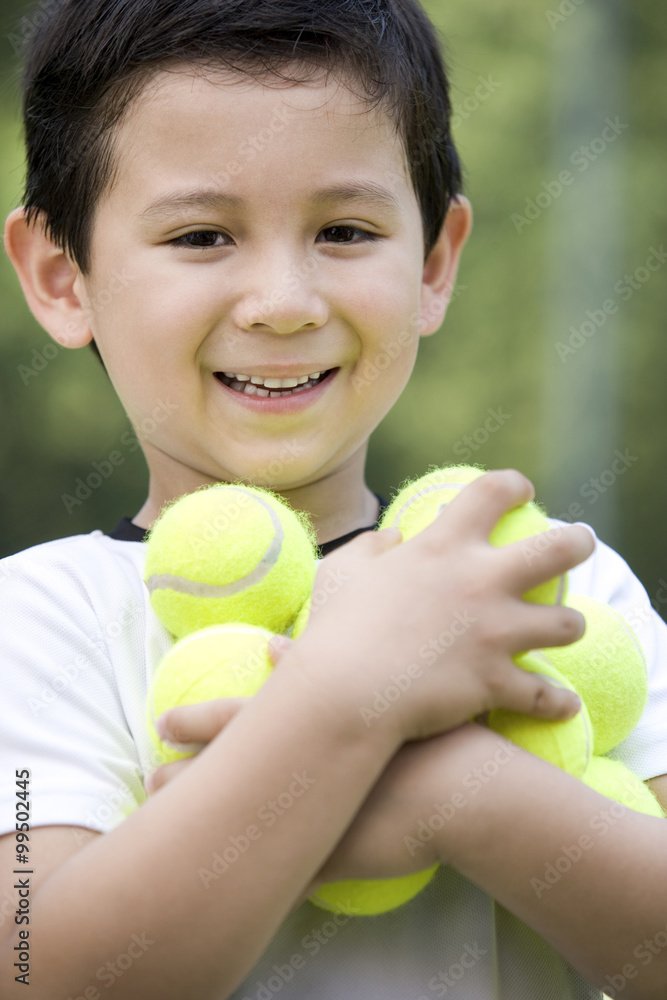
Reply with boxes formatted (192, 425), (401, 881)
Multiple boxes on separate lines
(431, 725), (667, 1000)
(0, 646), (400, 1000)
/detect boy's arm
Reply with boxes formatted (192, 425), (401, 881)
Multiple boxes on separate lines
(308, 724), (667, 999)
(0, 471), (591, 1000)
(0, 656), (402, 1000)
(420, 725), (667, 1000)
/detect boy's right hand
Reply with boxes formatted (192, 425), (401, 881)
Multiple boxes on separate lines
(292, 469), (594, 745)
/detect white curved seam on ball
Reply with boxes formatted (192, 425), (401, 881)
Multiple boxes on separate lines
(390, 482), (464, 527)
(146, 489), (284, 597)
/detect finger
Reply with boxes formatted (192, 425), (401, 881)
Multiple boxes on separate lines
(267, 634), (295, 666)
(498, 523), (596, 596)
(333, 524), (403, 555)
(500, 604), (586, 655)
(417, 469), (535, 544)
(157, 697), (248, 745)
(145, 759), (191, 796)
(491, 660), (582, 721)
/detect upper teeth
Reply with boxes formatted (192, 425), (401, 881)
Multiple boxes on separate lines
(223, 372), (323, 388)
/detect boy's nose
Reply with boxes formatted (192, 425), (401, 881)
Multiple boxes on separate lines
(230, 252), (329, 334)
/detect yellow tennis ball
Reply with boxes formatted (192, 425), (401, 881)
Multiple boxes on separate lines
(147, 623), (274, 764)
(544, 595), (648, 755)
(487, 650), (593, 777)
(309, 863), (440, 917)
(582, 756), (665, 818)
(378, 465), (567, 606)
(144, 483), (318, 638)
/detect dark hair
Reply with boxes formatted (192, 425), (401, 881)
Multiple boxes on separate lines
(20, 0), (464, 368)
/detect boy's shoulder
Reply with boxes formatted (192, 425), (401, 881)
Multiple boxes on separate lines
(0, 529), (146, 596)
(0, 529), (157, 678)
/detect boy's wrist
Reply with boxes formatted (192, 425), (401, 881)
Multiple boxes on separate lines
(282, 634), (405, 755)
(411, 723), (522, 867)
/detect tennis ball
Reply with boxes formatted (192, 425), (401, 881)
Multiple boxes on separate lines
(544, 594), (648, 755)
(144, 483), (318, 638)
(582, 756), (665, 818)
(487, 650), (593, 777)
(309, 864), (440, 917)
(378, 465), (566, 606)
(147, 623), (274, 765)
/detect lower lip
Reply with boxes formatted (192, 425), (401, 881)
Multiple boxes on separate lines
(214, 369), (339, 414)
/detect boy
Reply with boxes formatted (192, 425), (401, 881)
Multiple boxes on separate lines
(1, 1), (667, 997)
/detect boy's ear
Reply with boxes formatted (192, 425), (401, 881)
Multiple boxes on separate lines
(419, 195), (473, 338)
(3, 207), (93, 348)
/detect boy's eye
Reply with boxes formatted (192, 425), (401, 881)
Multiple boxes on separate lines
(169, 225), (380, 250)
(170, 230), (228, 249)
(318, 226), (380, 245)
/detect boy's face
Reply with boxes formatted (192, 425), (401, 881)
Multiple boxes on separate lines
(68, 67), (468, 501)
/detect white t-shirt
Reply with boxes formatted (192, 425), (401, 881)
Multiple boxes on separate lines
(1, 520), (666, 999)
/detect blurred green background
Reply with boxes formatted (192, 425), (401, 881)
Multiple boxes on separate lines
(1, 1), (665, 613)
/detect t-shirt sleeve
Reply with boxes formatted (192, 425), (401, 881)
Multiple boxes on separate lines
(0, 545), (147, 836)
(563, 520), (667, 780)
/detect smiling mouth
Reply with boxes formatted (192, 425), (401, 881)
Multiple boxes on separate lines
(215, 368), (338, 398)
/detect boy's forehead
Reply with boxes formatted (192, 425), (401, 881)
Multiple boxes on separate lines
(106, 65), (414, 215)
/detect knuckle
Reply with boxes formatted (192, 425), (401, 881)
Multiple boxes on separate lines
(483, 658), (511, 704)
(530, 681), (553, 716)
(557, 609), (585, 644)
(481, 468), (525, 502)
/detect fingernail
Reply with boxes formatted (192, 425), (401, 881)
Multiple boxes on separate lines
(144, 771), (156, 795)
(568, 695), (582, 718)
(156, 714), (171, 740)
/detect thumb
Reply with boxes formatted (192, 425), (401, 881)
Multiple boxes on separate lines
(267, 634), (296, 667)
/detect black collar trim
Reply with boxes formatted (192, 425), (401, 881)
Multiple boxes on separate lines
(106, 493), (390, 559)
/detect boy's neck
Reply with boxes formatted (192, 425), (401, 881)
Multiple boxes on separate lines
(132, 446), (381, 547)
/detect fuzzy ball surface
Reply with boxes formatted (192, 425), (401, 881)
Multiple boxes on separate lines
(378, 465), (566, 605)
(144, 483), (318, 638)
(147, 623), (274, 764)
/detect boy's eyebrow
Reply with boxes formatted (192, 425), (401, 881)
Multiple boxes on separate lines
(138, 182), (401, 222)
